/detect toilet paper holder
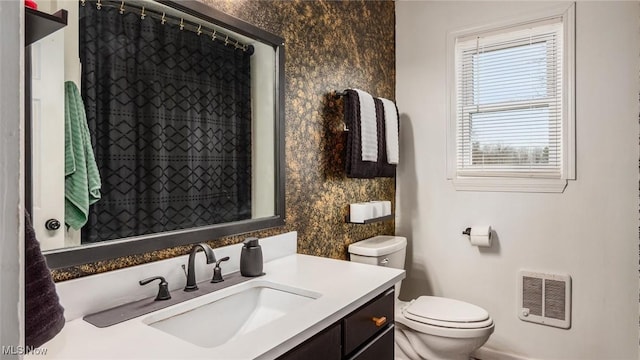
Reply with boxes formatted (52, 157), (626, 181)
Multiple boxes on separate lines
(462, 227), (492, 238)
(461, 226), (493, 247)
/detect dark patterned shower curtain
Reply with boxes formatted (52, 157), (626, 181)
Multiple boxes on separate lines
(79, 3), (252, 243)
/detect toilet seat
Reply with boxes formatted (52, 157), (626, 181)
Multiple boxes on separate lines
(401, 296), (493, 330)
(396, 310), (494, 340)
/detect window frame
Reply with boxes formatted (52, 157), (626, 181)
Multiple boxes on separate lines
(446, 4), (575, 193)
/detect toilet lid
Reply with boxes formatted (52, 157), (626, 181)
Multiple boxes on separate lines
(402, 296), (492, 329)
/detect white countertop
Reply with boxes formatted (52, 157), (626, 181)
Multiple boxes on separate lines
(34, 253), (404, 360)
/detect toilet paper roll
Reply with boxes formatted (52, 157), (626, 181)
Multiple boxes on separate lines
(469, 225), (492, 247)
(350, 203), (373, 223)
(370, 201), (385, 218)
(380, 201), (392, 216)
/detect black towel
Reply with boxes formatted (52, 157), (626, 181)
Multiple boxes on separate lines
(344, 90), (397, 178)
(25, 212), (65, 348)
(345, 89), (379, 178)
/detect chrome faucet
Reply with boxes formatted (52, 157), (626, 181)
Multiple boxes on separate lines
(184, 243), (216, 292)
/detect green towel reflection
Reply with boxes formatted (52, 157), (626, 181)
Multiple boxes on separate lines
(65, 81), (101, 230)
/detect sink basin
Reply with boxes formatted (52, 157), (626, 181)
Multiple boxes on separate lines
(143, 281), (321, 348)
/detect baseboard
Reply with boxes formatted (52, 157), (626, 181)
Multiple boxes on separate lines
(473, 346), (540, 360)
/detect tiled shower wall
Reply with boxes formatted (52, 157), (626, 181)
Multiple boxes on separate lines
(52, 0), (396, 281)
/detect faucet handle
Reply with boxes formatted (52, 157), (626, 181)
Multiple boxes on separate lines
(211, 256), (230, 283)
(139, 276), (171, 301)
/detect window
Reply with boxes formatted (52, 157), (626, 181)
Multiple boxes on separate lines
(447, 6), (575, 192)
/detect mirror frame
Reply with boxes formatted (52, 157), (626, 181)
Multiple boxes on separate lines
(36, 0), (286, 269)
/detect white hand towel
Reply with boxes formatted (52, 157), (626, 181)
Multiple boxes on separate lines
(354, 89), (378, 162)
(379, 97), (399, 164)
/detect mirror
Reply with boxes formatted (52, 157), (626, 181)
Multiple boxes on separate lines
(27, 0), (285, 268)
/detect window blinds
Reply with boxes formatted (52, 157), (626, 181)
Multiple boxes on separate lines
(455, 19), (563, 178)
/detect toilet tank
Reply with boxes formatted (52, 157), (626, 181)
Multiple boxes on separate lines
(348, 236), (407, 299)
(348, 236), (407, 270)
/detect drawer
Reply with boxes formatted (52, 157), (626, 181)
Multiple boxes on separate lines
(347, 324), (394, 360)
(343, 288), (394, 356)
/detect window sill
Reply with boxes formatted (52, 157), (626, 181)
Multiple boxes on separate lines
(451, 177), (568, 193)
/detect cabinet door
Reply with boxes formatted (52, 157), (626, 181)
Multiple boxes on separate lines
(278, 323), (341, 360)
(30, 30), (66, 250)
(347, 324), (394, 360)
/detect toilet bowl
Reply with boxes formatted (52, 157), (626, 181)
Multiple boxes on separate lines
(348, 236), (494, 360)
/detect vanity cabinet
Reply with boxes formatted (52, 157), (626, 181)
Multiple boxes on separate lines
(279, 287), (394, 360)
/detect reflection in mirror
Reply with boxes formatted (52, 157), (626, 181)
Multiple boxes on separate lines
(28, 0), (285, 268)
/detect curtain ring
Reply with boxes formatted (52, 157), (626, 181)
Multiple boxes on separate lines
(161, 12), (166, 24)
(197, 25), (202, 35)
(81, 0), (86, 6)
(119, 1), (125, 14)
(96, 0), (102, 10)
(234, 40), (240, 49)
(211, 29), (217, 41)
(140, 6), (146, 20)
(224, 35), (229, 46)
(179, 18), (184, 30)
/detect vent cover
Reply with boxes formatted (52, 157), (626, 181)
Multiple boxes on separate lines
(518, 270), (571, 329)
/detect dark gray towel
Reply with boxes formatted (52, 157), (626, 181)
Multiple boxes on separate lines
(344, 90), (397, 178)
(345, 89), (379, 178)
(25, 212), (65, 348)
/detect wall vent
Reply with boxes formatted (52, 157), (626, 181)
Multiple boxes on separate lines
(518, 270), (571, 329)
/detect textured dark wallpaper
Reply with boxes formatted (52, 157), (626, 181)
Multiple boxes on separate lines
(53, 0), (396, 281)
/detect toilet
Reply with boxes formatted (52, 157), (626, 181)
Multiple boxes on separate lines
(348, 236), (494, 360)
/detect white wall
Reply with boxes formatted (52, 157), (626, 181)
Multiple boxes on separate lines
(0, 0), (24, 357)
(396, 2), (639, 359)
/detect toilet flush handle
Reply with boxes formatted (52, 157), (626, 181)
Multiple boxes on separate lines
(380, 258), (389, 266)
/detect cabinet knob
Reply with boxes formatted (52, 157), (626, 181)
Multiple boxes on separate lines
(45, 219), (61, 231)
(372, 316), (387, 327)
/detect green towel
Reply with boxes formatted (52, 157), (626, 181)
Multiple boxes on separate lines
(65, 81), (101, 230)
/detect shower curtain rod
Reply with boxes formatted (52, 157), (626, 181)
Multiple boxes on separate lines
(82, 0), (254, 53)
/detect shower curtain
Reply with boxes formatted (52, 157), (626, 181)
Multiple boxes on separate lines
(79, 2), (252, 243)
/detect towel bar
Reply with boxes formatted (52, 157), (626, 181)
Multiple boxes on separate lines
(333, 91), (349, 131)
(333, 90), (349, 130)
(334, 91), (347, 98)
